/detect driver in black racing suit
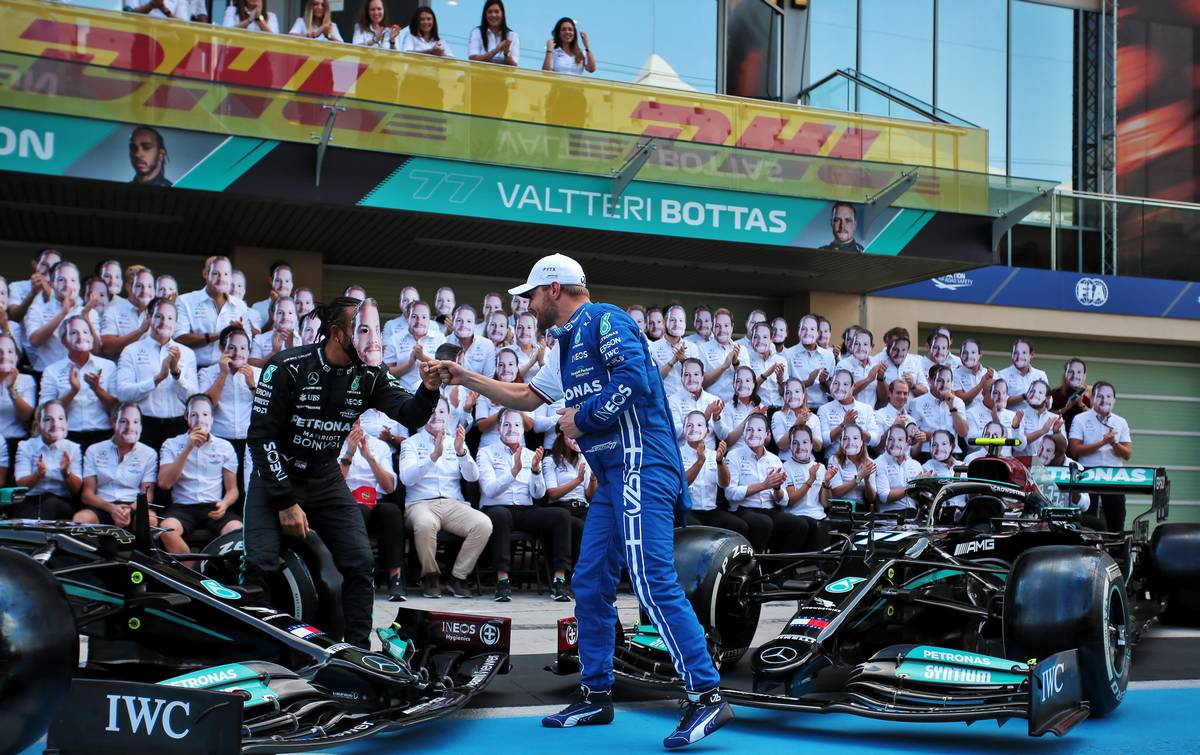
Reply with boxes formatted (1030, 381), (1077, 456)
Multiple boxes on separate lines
(242, 296), (441, 648)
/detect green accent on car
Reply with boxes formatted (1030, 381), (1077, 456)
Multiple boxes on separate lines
(376, 624), (414, 664)
(896, 660), (1027, 686)
(160, 663), (278, 709)
(200, 578), (241, 600)
(632, 625), (668, 652)
(825, 577), (867, 594)
(61, 582), (233, 641)
(906, 645), (1029, 672)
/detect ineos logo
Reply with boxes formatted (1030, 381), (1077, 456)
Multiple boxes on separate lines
(758, 646), (798, 665)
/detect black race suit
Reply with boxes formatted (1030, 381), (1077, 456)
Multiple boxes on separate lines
(241, 343), (437, 647)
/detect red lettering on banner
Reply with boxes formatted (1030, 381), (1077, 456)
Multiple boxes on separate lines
(143, 83), (205, 111)
(281, 101), (385, 132)
(171, 44), (308, 90)
(12, 57), (142, 101)
(218, 92), (274, 118)
(21, 19), (164, 71)
(735, 117), (835, 155)
(827, 127), (880, 160)
(297, 59), (368, 96)
(631, 102), (731, 144)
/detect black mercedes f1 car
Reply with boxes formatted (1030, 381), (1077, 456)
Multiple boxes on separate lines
(0, 500), (511, 754)
(554, 449), (1200, 737)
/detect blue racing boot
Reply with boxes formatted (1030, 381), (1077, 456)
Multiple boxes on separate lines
(541, 685), (615, 728)
(663, 689), (733, 749)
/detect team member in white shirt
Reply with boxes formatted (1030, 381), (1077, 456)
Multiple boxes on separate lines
(383, 286), (419, 344)
(543, 429), (597, 564)
(385, 300), (445, 392)
(733, 308), (765, 355)
(921, 429), (961, 486)
(1068, 382), (1133, 532)
(158, 394), (240, 553)
(783, 426), (836, 551)
(669, 358), (729, 449)
(679, 413), (744, 538)
(1018, 379), (1064, 451)
(785, 314), (835, 410)
(475, 293), (505, 340)
(155, 274), (179, 303)
(224, 0), (281, 33)
(400, 399), (490, 599)
(724, 413), (808, 553)
(249, 262), (293, 333)
(289, 0), (344, 41)
(965, 379), (1025, 456)
(953, 338), (993, 410)
(872, 425), (923, 518)
(826, 424), (876, 509)
(649, 304), (702, 400)
(543, 17), (595, 74)
(725, 366), (768, 450)
(175, 257), (254, 368)
(772, 378), (822, 462)
(996, 338), (1049, 413)
(73, 403), (158, 529)
(0, 334), (35, 465)
(918, 331), (957, 377)
(446, 304), (497, 379)
(8, 248), (59, 327)
(39, 315), (118, 450)
(645, 307), (666, 342)
(353, 0), (401, 47)
(131, 0), (191, 20)
(818, 369), (877, 457)
(468, 0), (519, 65)
(475, 348), (531, 450)
(338, 420), (407, 601)
(402, 7), (453, 55)
(12, 401), (81, 521)
(24, 261), (101, 374)
(700, 308), (749, 404)
(116, 298), (198, 449)
(872, 379), (914, 453)
(837, 327), (886, 407)
(512, 313), (547, 382)
(685, 305), (714, 351)
(249, 296), (299, 367)
(770, 317), (789, 356)
(877, 330), (928, 403)
(100, 265), (155, 358)
(0, 278), (27, 366)
(746, 321), (788, 409)
(199, 326), (259, 491)
(906, 365), (968, 456)
(477, 410), (572, 602)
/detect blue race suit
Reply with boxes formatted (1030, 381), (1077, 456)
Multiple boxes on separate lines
(530, 303), (720, 693)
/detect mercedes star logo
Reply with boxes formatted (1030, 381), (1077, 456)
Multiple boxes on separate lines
(758, 646), (799, 665)
(362, 655), (402, 674)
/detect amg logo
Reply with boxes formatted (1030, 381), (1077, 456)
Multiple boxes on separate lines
(953, 539), (994, 557)
(105, 695), (191, 739)
(564, 379), (603, 403)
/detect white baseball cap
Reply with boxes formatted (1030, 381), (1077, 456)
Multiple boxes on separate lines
(507, 253), (587, 297)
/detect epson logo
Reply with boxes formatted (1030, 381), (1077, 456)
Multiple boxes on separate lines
(564, 379), (603, 403)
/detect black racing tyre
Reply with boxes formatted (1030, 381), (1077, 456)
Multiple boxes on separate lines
(673, 526), (760, 666)
(0, 548), (78, 754)
(1150, 523), (1200, 627)
(200, 531), (321, 625)
(1004, 545), (1130, 717)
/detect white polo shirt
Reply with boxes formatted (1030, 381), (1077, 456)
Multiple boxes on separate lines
(23, 302), (99, 372)
(100, 296), (146, 338)
(649, 337), (701, 400)
(669, 390), (730, 448)
(542, 454), (591, 503)
(159, 433), (237, 505)
(828, 457), (869, 506)
(873, 402), (910, 439)
(39, 355), (117, 433)
(115, 338), (198, 419)
(699, 340), (748, 404)
(784, 344), (836, 408)
(84, 440), (157, 502)
(358, 407), (407, 443)
(724, 446), (784, 510)
(474, 397), (528, 451)
(382, 316), (408, 344)
(873, 453), (922, 513)
(383, 330), (446, 392)
(16, 436), (82, 497)
(547, 46), (587, 74)
(997, 364), (1050, 412)
(341, 435), (395, 496)
(680, 444), (721, 512)
(468, 26), (520, 64)
(399, 429), (479, 502)
(953, 365), (989, 409)
(477, 445), (545, 507)
(817, 399), (878, 455)
(400, 32), (453, 55)
(837, 355), (882, 406)
(289, 16), (345, 41)
(965, 404), (1025, 455)
(771, 409), (822, 462)
(0, 373), (36, 439)
(746, 350), (789, 408)
(198, 363), (260, 440)
(250, 329), (298, 363)
(908, 393), (966, 452)
(783, 458), (826, 519)
(447, 334), (496, 378)
(880, 355), (929, 393)
(175, 290), (253, 367)
(531, 398), (563, 450)
(1069, 410), (1132, 467)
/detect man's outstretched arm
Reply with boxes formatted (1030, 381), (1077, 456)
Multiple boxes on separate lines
(437, 360), (546, 412)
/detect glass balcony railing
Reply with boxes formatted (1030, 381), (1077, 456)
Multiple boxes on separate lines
(799, 69), (978, 128)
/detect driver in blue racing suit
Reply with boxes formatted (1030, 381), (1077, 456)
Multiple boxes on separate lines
(435, 254), (732, 749)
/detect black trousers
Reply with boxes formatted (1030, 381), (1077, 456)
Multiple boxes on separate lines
(548, 499), (588, 567)
(5, 493), (75, 520)
(485, 504), (572, 573)
(1097, 494), (1127, 532)
(141, 416), (187, 450)
(765, 509), (810, 553)
(734, 508), (773, 552)
(241, 471), (376, 648)
(686, 508), (750, 540)
(357, 500), (405, 571)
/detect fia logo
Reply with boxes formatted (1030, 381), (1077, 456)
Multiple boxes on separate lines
(1075, 277), (1109, 307)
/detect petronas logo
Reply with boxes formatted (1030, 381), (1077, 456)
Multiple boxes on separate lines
(600, 312), (612, 335)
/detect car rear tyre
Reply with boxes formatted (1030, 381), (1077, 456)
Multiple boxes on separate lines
(673, 526), (760, 666)
(1004, 545), (1130, 717)
(1150, 523), (1200, 627)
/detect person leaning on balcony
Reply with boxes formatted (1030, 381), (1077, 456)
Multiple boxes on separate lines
(543, 17), (595, 75)
(131, 0), (191, 22)
(289, 0), (343, 42)
(468, 0), (519, 66)
(223, 0), (279, 33)
(353, 0), (402, 49)
(401, 6), (454, 57)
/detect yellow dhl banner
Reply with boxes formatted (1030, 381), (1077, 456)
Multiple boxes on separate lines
(0, 0), (989, 212)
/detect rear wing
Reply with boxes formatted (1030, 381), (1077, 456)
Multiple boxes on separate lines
(1034, 466), (1169, 522)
